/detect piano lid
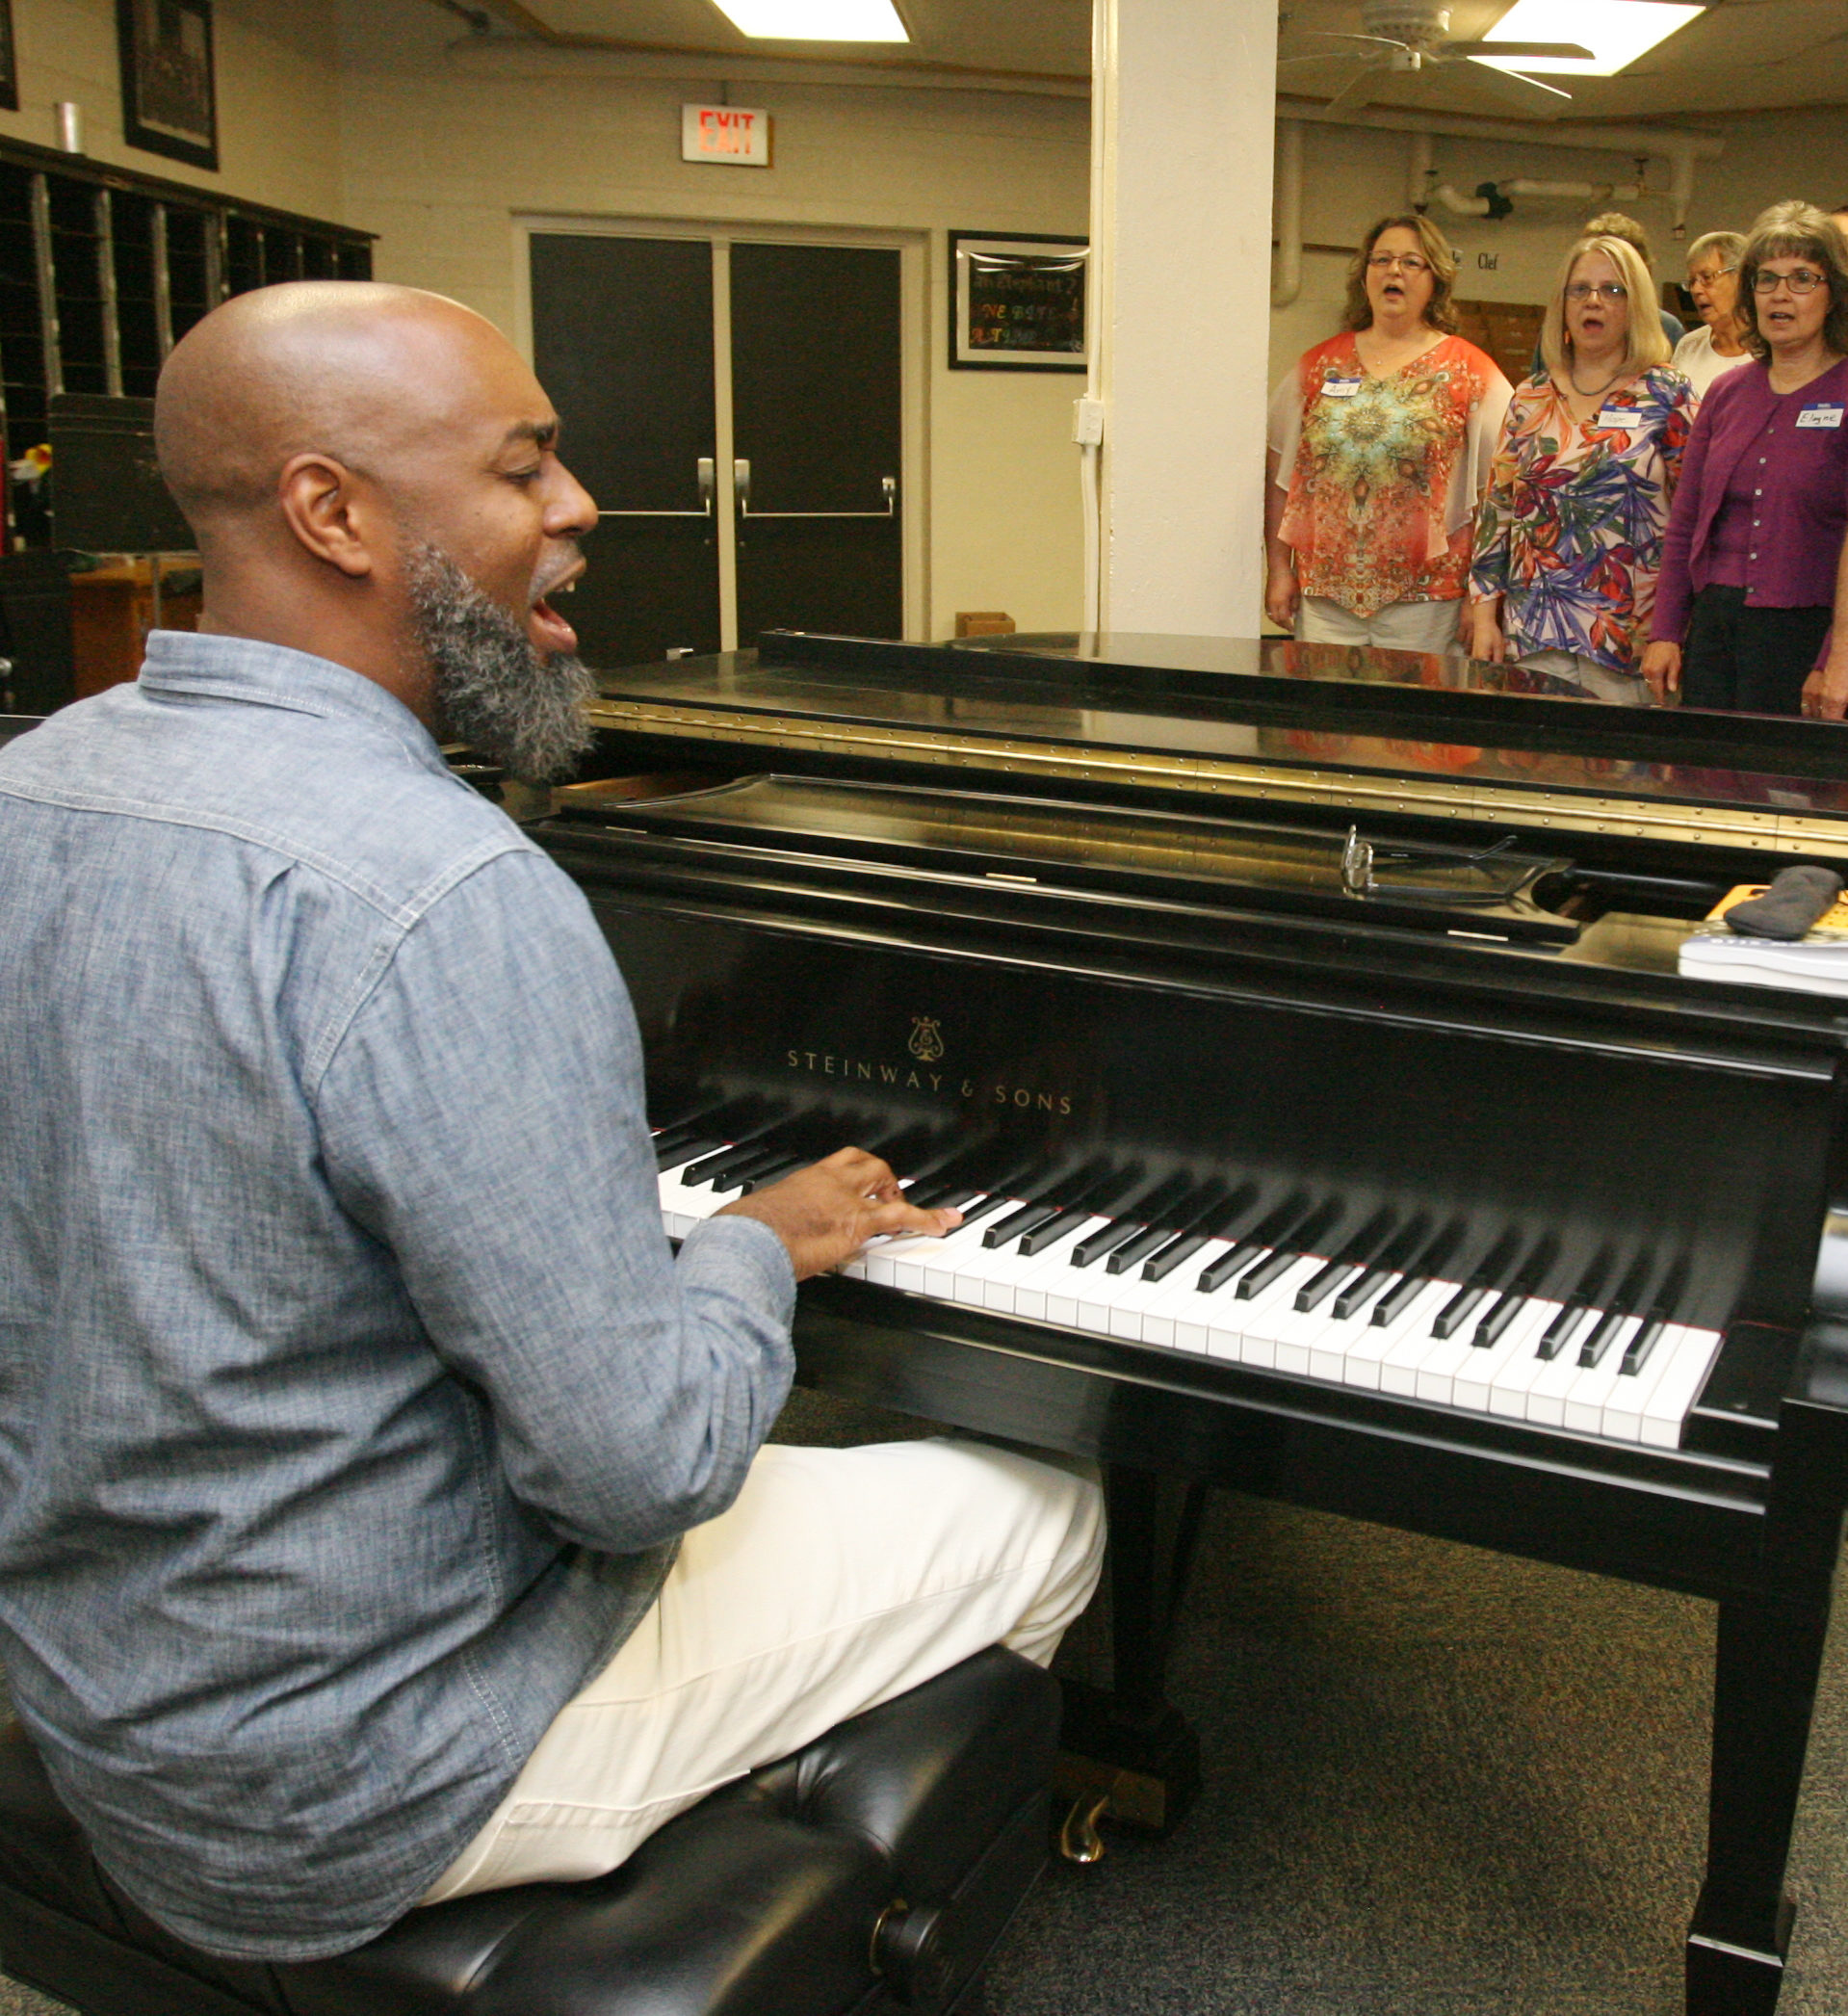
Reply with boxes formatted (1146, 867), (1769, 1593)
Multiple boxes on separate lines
(586, 634), (1848, 858)
(560, 772), (1582, 943)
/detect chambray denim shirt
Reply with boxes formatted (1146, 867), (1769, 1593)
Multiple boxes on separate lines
(0, 631), (795, 1959)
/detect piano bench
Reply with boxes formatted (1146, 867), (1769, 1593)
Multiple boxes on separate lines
(0, 1645), (1058, 2016)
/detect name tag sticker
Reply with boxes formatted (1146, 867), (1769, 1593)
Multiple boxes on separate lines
(1797, 403), (1844, 429)
(1321, 378), (1362, 398)
(1597, 406), (1642, 430)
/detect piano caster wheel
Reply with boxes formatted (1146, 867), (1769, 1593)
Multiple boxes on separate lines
(1057, 1784), (1117, 1864)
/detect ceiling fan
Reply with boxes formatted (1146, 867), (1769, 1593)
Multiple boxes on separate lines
(1279, 2), (1595, 115)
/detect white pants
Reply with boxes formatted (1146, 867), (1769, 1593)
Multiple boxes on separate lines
(1297, 594), (1465, 656)
(422, 1438), (1105, 1901)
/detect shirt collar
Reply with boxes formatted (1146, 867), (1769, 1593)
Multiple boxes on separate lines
(138, 630), (452, 778)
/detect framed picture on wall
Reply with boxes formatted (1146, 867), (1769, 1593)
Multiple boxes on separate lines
(0, 1), (18, 115)
(950, 232), (1088, 372)
(117, 0), (219, 171)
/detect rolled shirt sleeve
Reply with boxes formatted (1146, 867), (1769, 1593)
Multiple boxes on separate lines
(312, 847), (796, 1556)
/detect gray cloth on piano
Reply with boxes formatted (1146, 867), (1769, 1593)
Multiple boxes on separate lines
(1724, 865), (1844, 939)
(0, 632), (796, 1963)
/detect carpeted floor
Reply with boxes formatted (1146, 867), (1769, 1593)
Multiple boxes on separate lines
(6, 1386), (1847, 2015)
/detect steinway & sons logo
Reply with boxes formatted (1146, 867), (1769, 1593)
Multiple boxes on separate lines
(783, 1013), (1073, 1114)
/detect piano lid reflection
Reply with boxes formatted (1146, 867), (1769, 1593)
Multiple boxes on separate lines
(535, 630), (1848, 2016)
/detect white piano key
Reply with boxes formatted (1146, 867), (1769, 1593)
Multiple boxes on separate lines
(1485, 1300), (1575, 1418)
(1087, 1239), (1228, 1346)
(1599, 1323), (1691, 1443)
(1449, 1299), (1556, 1414)
(1014, 1218), (1115, 1322)
(1136, 1243), (1261, 1355)
(1523, 1313), (1634, 1427)
(1557, 1316), (1645, 1436)
(1638, 1325), (1727, 1449)
(1342, 1279), (1457, 1390)
(1378, 1284), (1480, 1397)
(1228, 1254), (1340, 1369)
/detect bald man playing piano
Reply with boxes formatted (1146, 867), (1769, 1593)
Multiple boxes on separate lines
(0, 281), (1102, 1962)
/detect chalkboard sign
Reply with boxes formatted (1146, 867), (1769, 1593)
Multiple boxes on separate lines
(950, 232), (1088, 373)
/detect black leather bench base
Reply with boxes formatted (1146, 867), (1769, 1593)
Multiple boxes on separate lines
(0, 1645), (1058, 2016)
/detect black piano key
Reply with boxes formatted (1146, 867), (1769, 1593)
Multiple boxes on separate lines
(733, 1157), (807, 1194)
(1234, 1244), (1301, 1300)
(1620, 1313), (1670, 1376)
(1295, 1258), (1362, 1314)
(1576, 1306), (1627, 1370)
(947, 1191), (1017, 1232)
(1196, 1242), (1265, 1293)
(1334, 1265), (1396, 1321)
(1192, 1191), (1311, 1295)
(1106, 1224), (1178, 1275)
(1020, 1206), (1105, 1256)
(1072, 1217), (1147, 1269)
(1370, 1271), (1427, 1327)
(910, 1183), (982, 1214)
(984, 1200), (1063, 1249)
(1535, 1301), (1590, 1362)
(1143, 1232), (1212, 1284)
(683, 1139), (777, 1186)
(1471, 1231), (1562, 1348)
(658, 1136), (724, 1175)
(1431, 1283), (1488, 1340)
(708, 1146), (794, 1193)
(1472, 1291), (1527, 1348)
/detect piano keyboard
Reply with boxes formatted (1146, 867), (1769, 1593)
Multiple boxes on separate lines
(655, 1128), (1724, 1453)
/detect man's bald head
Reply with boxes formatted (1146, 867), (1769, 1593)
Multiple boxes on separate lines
(154, 281), (520, 534)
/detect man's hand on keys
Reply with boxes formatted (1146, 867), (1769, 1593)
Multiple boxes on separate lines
(716, 1146), (963, 1281)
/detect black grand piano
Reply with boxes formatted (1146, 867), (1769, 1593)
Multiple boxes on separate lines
(532, 629), (1848, 2016)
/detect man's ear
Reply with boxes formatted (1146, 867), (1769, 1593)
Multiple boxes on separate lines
(275, 453), (380, 579)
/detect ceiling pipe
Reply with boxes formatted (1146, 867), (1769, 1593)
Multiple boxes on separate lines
(1277, 92), (1724, 163)
(1426, 176), (1642, 216)
(1272, 119), (1304, 308)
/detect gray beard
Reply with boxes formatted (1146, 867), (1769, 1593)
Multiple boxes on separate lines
(404, 542), (595, 785)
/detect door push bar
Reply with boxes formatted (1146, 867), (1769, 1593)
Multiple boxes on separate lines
(598, 458), (716, 518)
(733, 459), (897, 519)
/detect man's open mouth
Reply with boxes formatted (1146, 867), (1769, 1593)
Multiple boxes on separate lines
(529, 568), (582, 655)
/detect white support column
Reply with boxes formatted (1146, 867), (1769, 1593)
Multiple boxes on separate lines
(1088, 0), (1278, 639)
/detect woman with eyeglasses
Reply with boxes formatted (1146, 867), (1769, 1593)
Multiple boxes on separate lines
(1266, 213), (1512, 653)
(1468, 233), (1693, 705)
(1642, 200), (1848, 715)
(1671, 231), (1751, 397)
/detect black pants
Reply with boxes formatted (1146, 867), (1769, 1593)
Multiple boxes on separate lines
(1680, 585), (1833, 715)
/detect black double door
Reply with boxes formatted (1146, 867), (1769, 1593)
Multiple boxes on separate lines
(531, 231), (903, 668)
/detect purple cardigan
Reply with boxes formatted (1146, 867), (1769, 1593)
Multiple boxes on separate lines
(1650, 355), (1848, 641)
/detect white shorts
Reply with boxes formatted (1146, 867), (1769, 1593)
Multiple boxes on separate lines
(1296, 594), (1466, 657)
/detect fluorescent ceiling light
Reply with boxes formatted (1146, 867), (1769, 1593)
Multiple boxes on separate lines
(1471, 0), (1703, 76)
(708, 0), (908, 39)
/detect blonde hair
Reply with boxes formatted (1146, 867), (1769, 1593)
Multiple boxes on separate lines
(1685, 230), (1745, 275)
(1341, 214), (1459, 334)
(1539, 235), (1672, 382)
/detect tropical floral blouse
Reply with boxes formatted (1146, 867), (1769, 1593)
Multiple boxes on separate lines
(1469, 366), (1698, 676)
(1267, 332), (1513, 617)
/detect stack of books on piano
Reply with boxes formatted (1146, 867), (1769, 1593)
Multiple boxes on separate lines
(1679, 883), (1848, 995)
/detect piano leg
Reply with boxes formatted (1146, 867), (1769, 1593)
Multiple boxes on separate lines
(1054, 1465), (1205, 1843)
(1685, 1592), (1832, 2016)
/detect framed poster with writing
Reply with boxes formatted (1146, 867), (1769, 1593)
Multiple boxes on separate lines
(950, 232), (1087, 373)
(117, 0), (218, 171)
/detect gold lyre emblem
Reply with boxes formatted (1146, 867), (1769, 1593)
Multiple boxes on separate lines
(907, 1015), (945, 1063)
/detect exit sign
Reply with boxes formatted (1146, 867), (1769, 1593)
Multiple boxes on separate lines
(682, 104), (772, 168)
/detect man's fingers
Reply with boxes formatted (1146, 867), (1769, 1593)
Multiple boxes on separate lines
(861, 1197), (962, 1241)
